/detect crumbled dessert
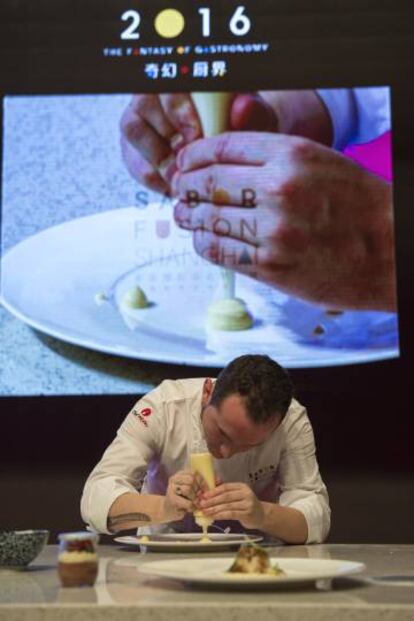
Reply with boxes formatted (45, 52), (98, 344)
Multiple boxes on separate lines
(227, 543), (285, 576)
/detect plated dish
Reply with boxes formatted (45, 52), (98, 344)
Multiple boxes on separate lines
(114, 533), (263, 553)
(138, 554), (366, 589)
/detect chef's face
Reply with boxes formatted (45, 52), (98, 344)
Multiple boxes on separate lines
(201, 379), (282, 459)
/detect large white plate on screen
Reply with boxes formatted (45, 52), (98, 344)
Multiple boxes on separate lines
(138, 556), (366, 589)
(0, 206), (399, 367)
(114, 533), (263, 553)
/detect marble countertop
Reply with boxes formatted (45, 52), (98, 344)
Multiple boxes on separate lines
(1, 544), (413, 621)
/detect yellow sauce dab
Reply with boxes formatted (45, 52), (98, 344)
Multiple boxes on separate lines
(207, 298), (253, 331)
(138, 535), (150, 543)
(199, 523), (212, 543)
(122, 286), (149, 309)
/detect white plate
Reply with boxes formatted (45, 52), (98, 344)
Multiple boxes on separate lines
(138, 556), (366, 589)
(114, 533), (263, 553)
(0, 206), (399, 368)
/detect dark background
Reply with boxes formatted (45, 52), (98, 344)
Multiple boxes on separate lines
(1, 0), (414, 543)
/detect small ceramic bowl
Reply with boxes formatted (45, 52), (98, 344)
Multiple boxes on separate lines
(0, 530), (49, 568)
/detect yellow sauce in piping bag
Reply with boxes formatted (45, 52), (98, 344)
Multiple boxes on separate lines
(190, 451), (216, 540)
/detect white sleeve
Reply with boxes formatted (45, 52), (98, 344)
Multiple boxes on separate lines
(80, 392), (164, 534)
(317, 87), (391, 150)
(278, 408), (331, 544)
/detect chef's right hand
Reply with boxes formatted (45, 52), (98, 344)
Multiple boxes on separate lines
(120, 93), (278, 195)
(163, 470), (206, 522)
(120, 94), (201, 195)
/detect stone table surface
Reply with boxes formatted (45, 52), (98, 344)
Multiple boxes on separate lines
(1, 543), (414, 621)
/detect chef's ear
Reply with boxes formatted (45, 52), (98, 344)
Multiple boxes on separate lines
(201, 378), (214, 407)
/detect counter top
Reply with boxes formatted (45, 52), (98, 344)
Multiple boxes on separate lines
(1, 544), (414, 621)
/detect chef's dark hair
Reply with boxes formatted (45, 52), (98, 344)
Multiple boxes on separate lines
(211, 355), (293, 424)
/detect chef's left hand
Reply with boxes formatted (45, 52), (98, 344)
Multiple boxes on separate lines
(199, 482), (264, 529)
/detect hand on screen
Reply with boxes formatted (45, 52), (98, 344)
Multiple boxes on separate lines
(173, 131), (396, 312)
(120, 94), (202, 195)
(232, 90), (333, 146)
(120, 93), (278, 195)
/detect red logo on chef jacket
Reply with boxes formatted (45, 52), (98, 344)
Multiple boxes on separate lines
(132, 406), (152, 428)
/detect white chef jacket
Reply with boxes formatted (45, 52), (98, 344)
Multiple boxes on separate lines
(81, 378), (330, 543)
(317, 87), (391, 151)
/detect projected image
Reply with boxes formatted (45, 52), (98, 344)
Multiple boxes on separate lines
(0, 88), (399, 384)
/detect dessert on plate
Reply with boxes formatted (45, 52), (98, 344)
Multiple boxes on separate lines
(227, 543), (285, 576)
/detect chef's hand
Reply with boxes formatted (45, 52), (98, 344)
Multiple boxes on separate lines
(120, 93), (277, 195)
(120, 94), (198, 195)
(199, 482), (265, 529)
(172, 132), (396, 312)
(163, 470), (206, 522)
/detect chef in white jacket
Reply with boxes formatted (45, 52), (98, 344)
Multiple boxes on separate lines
(81, 355), (330, 544)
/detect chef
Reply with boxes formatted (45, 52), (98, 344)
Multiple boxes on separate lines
(81, 354), (330, 544)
